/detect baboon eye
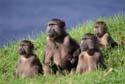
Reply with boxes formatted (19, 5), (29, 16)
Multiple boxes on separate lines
(49, 23), (56, 26)
(95, 26), (99, 28)
(48, 24), (52, 27)
(20, 44), (25, 46)
(83, 38), (87, 40)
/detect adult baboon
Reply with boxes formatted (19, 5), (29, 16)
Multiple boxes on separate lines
(43, 18), (79, 75)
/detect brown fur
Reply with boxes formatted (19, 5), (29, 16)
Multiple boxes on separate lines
(14, 40), (43, 77)
(93, 21), (117, 48)
(43, 18), (79, 75)
(76, 33), (106, 73)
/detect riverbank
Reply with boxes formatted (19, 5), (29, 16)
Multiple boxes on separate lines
(0, 15), (125, 84)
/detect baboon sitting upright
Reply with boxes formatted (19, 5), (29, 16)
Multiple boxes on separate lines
(93, 21), (117, 48)
(14, 40), (43, 77)
(43, 18), (79, 75)
(76, 33), (107, 73)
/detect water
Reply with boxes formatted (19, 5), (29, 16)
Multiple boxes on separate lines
(0, 0), (125, 46)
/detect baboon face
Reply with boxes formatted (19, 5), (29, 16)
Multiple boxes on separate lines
(80, 33), (98, 51)
(18, 40), (34, 55)
(46, 18), (66, 39)
(94, 21), (107, 36)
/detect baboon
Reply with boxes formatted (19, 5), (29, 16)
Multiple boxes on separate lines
(76, 33), (107, 73)
(14, 40), (43, 77)
(43, 18), (79, 75)
(93, 21), (118, 48)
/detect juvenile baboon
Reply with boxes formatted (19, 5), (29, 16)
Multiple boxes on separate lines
(76, 33), (107, 73)
(93, 21), (118, 48)
(43, 18), (79, 75)
(14, 40), (43, 77)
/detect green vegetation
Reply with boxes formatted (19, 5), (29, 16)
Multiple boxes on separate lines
(0, 14), (125, 84)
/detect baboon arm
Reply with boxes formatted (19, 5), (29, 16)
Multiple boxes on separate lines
(76, 54), (84, 73)
(103, 33), (110, 48)
(43, 51), (52, 75)
(43, 43), (53, 75)
(44, 49), (52, 64)
(71, 49), (81, 64)
(44, 39), (53, 64)
(63, 35), (80, 64)
(99, 53), (107, 69)
(32, 58), (43, 74)
(63, 35), (71, 47)
(43, 50), (52, 75)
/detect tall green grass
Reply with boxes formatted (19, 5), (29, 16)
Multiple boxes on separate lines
(0, 14), (125, 84)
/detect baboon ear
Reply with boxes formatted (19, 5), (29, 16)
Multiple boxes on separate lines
(73, 49), (81, 58)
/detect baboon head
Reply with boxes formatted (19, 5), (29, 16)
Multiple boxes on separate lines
(94, 21), (107, 37)
(46, 18), (66, 40)
(18, 40), (34, 55)
(80, 33), (98, 51)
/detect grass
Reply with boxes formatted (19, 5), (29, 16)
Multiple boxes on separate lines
(0, 14), (125, 84)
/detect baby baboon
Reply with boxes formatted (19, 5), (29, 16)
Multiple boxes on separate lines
(76, 33), (107, 73)
(14, 40), (43, 77)
(93, 21), (117, 48)
(43, 18), (79, 75)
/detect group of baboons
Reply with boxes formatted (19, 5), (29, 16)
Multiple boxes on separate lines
(13, 18), (118, 77)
